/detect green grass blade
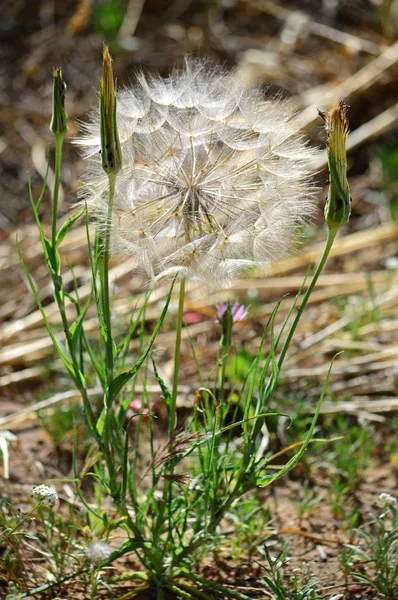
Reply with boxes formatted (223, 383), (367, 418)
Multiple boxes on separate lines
(56, 206), (85, 246)
(255, 352), (342, 488)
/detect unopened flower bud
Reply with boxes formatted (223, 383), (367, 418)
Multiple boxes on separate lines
(100, 45), (122, 176)
(50, 68), (68, 137)
(319, 101), (351, 233)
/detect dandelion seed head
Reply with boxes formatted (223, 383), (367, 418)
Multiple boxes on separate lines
(78, 59), (319, 286)
(85, 540), (112, 564)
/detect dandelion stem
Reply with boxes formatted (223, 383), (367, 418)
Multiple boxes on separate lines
(218, 326), (231, 402)
(250, 227), (337, 442)
(49, 126), (100, 445)
(170, 276), (186, 441)
(154, 277), (186, 565)
(99, 172), (118, 496)
(51, 133), (64, 248)
(277, 227), (337, 371)
(102, 172), (116, 393)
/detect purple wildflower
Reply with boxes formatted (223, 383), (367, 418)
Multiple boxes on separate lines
(217, 302), (248, 324)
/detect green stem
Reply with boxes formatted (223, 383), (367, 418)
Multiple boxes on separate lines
(188, 574), (254, 600)
(51, 133), (63, 248)
(20, 567), (89, 598)
(170, 277), (186, 441)
(250, 227), (337, 441)
(217, 338), (230, 402)
(165, 584), (196, 599)
(102, 173), (116, 393)
(277, 227), (337, 372)
(234, 227), (337, 497)
(153, 278), (186, 556)
(98, 173), (118, 494)
(50, 131), (99, 444)
(169, 582), (214, 600)
(114, 584), (151, 600)
(90, 567), (98, 600)
(0, 503), (41, 544)
(156, 581), (165, 600)
(52, 282), (99, 444)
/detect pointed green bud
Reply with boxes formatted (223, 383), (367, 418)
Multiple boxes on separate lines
(100, 45), (122, 176)
(50, 68), (68, 137)
(319, 101), (351, 233)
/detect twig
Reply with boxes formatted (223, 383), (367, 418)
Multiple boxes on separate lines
(298, 39), (398, 128)
(118, 0), (145, 40)
(244, 0), (384, 55)
(0, 388), (101, 428)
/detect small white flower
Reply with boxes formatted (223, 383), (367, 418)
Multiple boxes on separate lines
(85, 540), (112, 564)
(31, 484), (59, 508)
(77, 58), (318, 287)
(378, 493), (397, 507)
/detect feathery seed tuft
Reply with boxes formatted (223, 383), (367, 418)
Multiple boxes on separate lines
(77, 60), (319, 286)
(85, 540), (112, 564)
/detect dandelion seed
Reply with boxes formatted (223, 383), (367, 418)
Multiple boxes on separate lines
(85, 540), (112, 564)
(78, 59), (318, 286)
(31, 484), (59, 508)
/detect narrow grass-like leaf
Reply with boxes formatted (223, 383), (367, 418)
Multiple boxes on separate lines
(69, 292), (92, 354)
(108, 278), (176, 400)
(44, 236), (61, 276)
(120, 417), (134, 502)
(256, 298), (284, 410)
(116, 293), (151, 391)
(67, 258), (105, 383)
(17, 237), (79, 384)
(72, 419), (103, 520)
(152, 355), (173, 415)
(96, 280), (175, 434)
(86, 208), (108, 345)
(241, 309), (273, 427)
(34, 158), (50, 211)
(56, 206), (85, 246)
(116, 297), (142, 361)
(255, 353), (342, 488)
(187, 573), (253, 600)
(186, 323), (205, 388)
(28, 175), (59, 275)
